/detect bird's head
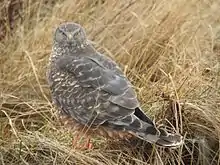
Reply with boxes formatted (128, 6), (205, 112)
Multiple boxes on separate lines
(54, 22), (87, 49)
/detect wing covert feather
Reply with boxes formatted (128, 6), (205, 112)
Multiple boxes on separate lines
(56, 55), (139, 110)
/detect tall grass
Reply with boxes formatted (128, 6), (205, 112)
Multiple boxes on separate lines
(0, 0), (219, 164)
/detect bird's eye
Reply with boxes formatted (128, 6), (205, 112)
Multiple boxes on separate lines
(73, 32), (78, 38)
(73, 29), (81, 38)
(55, 28), (67, 42)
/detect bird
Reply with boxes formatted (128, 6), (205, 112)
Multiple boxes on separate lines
(47, 22), (183, 148)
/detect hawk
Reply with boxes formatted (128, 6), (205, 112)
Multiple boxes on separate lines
(47, 22), (183, 148)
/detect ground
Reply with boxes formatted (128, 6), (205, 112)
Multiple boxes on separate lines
(0, 0), (220, 164)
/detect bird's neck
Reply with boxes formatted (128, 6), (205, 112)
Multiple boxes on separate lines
(49, 41), (96, 63)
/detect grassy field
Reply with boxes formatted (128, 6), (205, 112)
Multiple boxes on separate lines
(0, 0), (220, 164)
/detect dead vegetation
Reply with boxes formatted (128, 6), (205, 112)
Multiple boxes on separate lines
(0, 0), (220, 164)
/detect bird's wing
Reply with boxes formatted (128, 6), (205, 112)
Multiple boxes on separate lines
(54, 54), (183, 147)
(55, 54), (139, 123)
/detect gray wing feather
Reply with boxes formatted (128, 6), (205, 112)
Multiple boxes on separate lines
(57, 55), (139, 110)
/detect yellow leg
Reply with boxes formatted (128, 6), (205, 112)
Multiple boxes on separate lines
(72, 133), (93, 150)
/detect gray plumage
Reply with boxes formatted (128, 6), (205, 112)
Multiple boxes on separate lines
(47, 22), (183, 147)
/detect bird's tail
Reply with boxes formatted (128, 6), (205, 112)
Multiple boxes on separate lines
(155, 128), (183, 147)
(108, 108), (183, 147)
(129, 119), (183, 147)
(135, 125), (183, 147)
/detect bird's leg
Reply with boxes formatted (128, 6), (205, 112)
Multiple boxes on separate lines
(84, 135), (93, 149)
(72, 133), (93, 150)
(72, 133), (81, 148)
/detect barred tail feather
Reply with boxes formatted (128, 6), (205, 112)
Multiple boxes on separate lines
(107, 107), (183, 147)
(155, 128), (183, 147)
(134, 120), (183, 147)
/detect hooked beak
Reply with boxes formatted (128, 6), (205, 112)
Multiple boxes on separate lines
(66, 28), (79, 41)
(67, 33), (73, 40)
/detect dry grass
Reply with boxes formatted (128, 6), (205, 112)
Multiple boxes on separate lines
(0, 0), (220, 164)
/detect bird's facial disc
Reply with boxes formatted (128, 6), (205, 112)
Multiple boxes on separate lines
(54, 23), (87, 48)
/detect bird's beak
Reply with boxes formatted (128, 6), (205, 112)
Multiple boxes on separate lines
(67, 33), (73, 40)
